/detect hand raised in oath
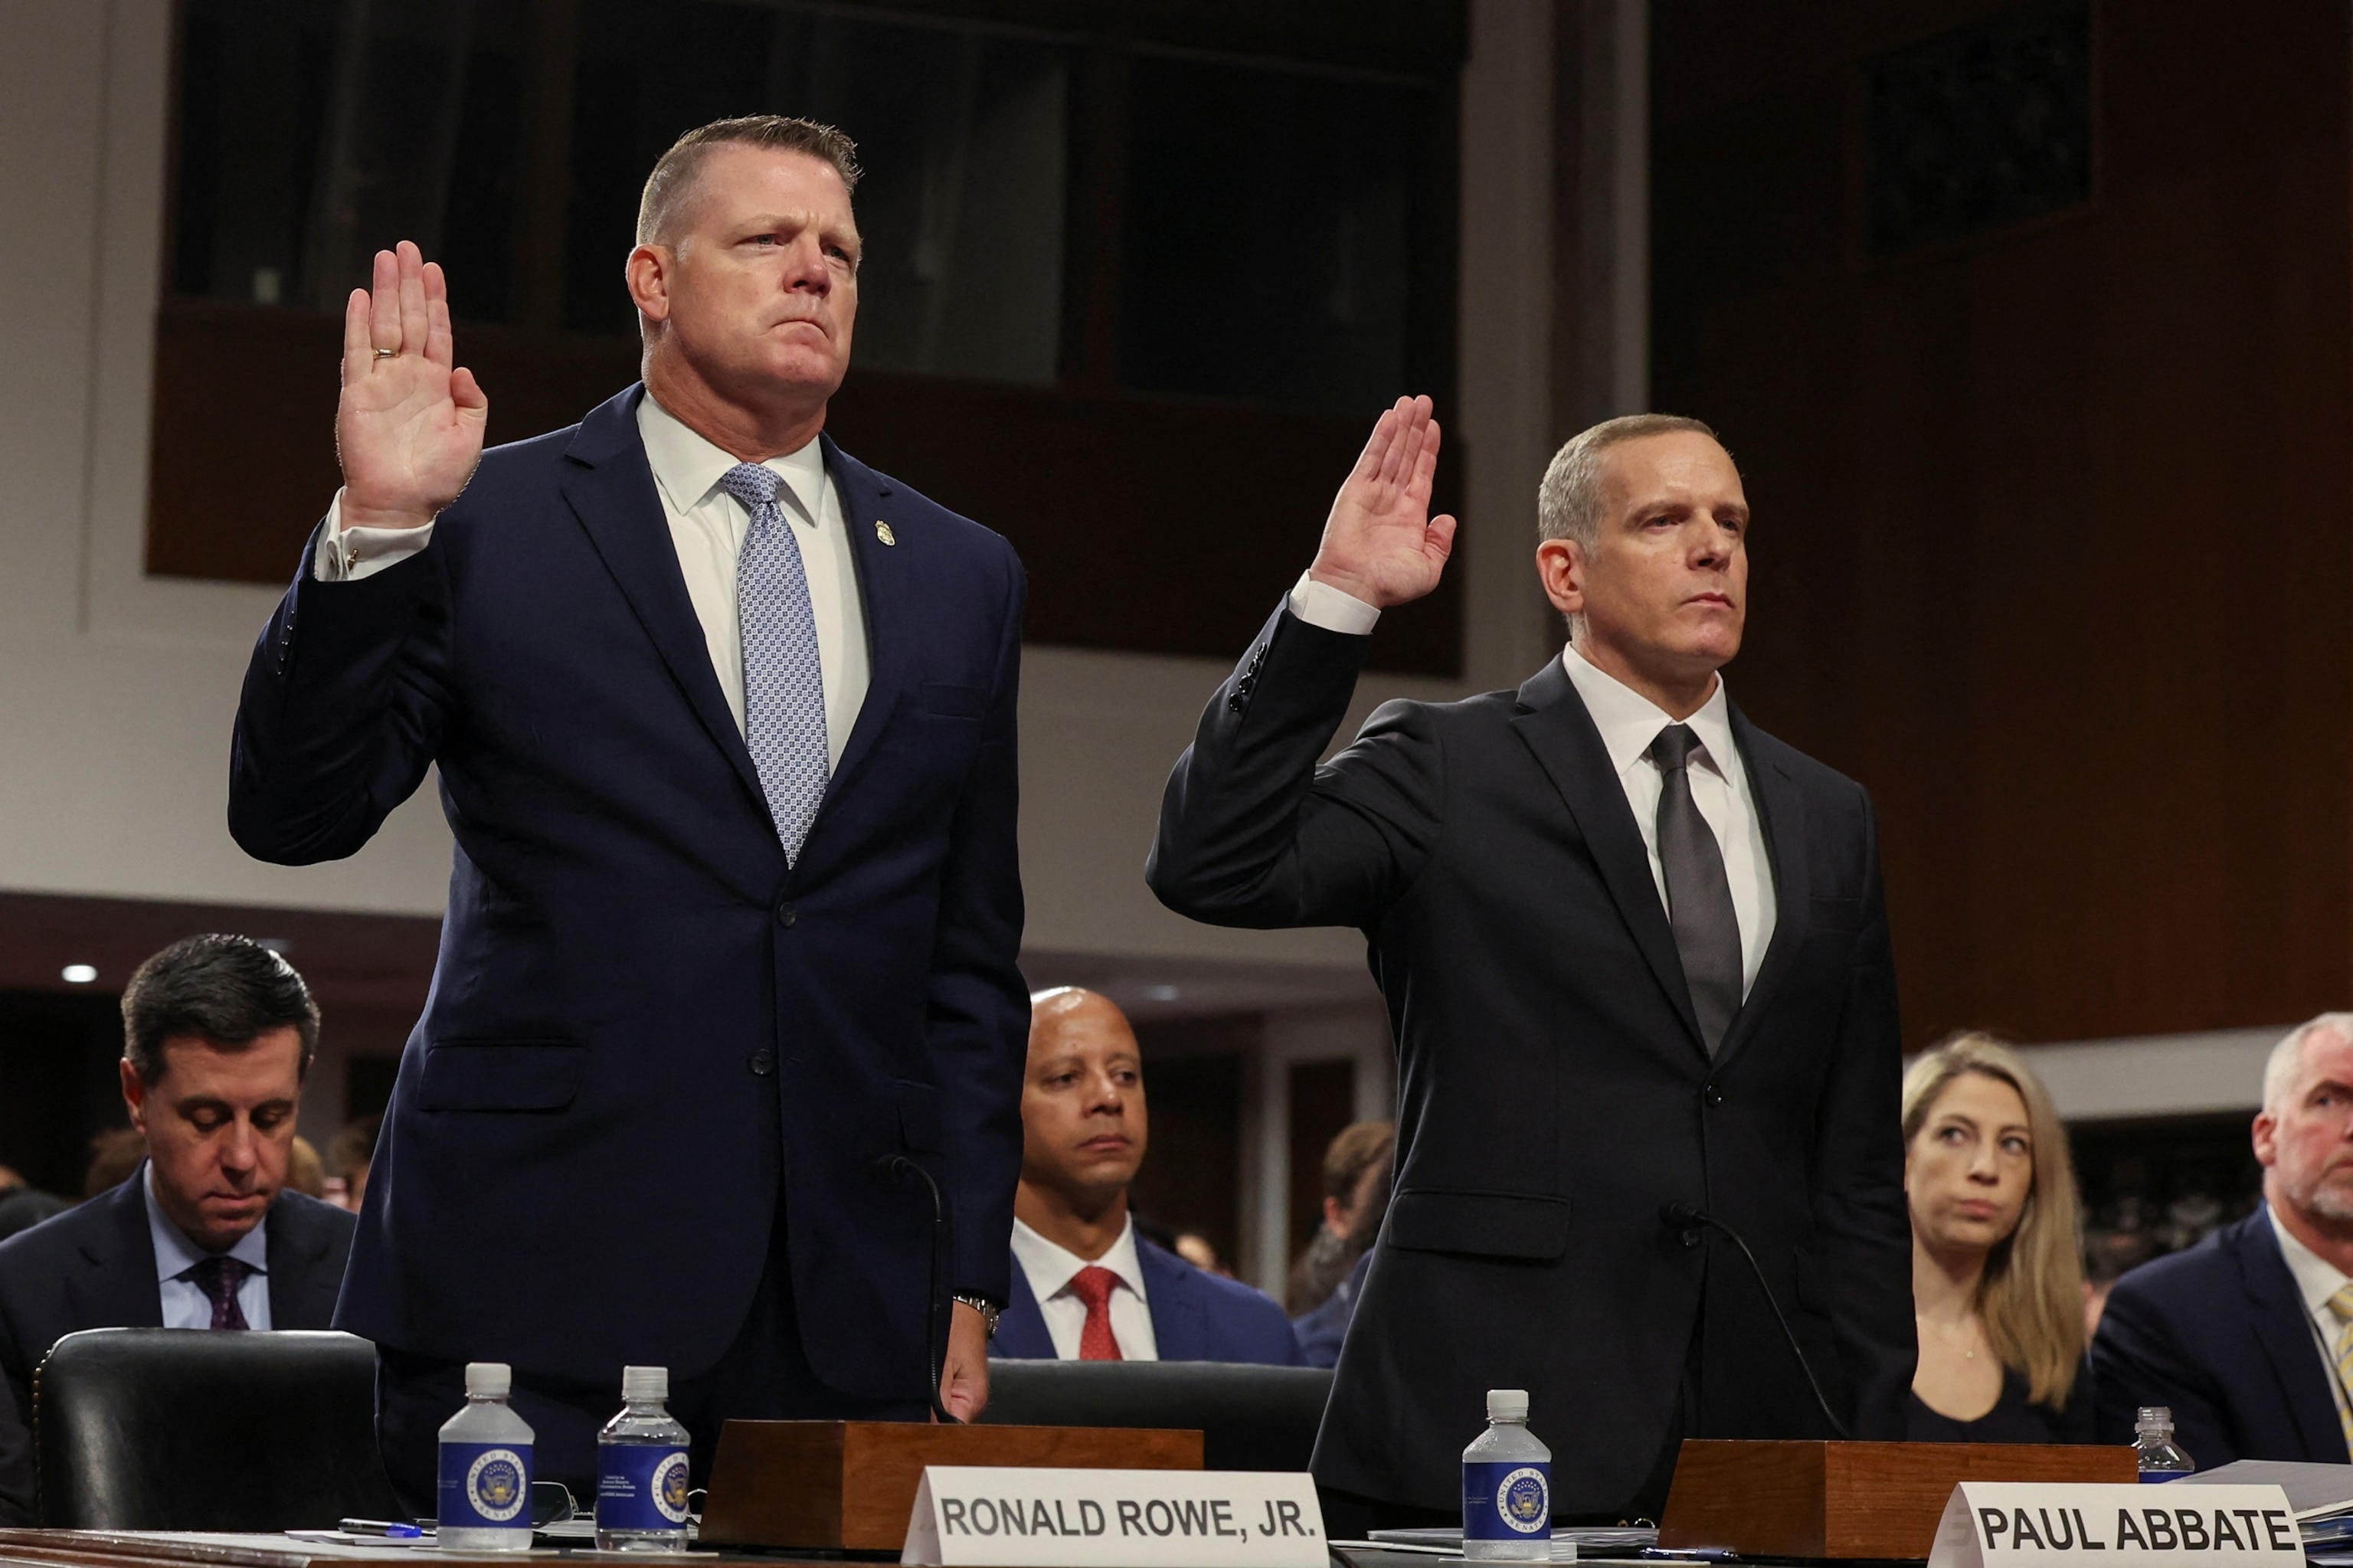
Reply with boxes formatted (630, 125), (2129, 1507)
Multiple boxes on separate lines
(336, 241), (489, 532)
(1306, 394), (1458, 611)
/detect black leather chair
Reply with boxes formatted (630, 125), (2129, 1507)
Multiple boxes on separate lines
(36, 1327), (403, 1529)
(980, 1361), (1334, 1471)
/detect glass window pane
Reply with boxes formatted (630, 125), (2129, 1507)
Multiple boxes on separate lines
(1118, 57), (1428, 415)
(171, 0), (523, 322)
(565, 1), (1069, 386)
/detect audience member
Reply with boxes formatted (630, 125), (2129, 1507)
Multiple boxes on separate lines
(0, 935), (358, 1524)
(993, 988), (1301, 1364)
(2093, 1013), (2353, 1462)
(82, 1127), (146, 1199)
(0, 1170), (67, 1246)
(1173, 1232), (1233, 1277)
(286, 1135), (327, 1199)
(1287, 1121), (1396, 1315)
(2082, 1228), (2155, 1340)
(1904, 1034), (2093, 1442)
(1294, 1132), (1394, 1369)
(325, 1112), (381, 1213)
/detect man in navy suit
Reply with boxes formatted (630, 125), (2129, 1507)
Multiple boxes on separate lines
(227, 116), (1027, 1507)
(0, 936), (357, 1523)
(2094, 1014), (2353, 1462)
(991, 990), (1301, 1364)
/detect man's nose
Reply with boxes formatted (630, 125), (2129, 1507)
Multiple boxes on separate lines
(219, 1121), (258, 1174)
(783, 235), (831, 293)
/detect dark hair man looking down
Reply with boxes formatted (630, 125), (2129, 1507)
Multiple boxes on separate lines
(0, 935), (355, 1524)
(226, 114), (1028, 1509)
(1148, 401), (1914, 1527)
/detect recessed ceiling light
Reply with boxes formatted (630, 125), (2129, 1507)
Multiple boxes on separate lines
(1143, 984), (1182, 1002)
(61, 964), (97, 984)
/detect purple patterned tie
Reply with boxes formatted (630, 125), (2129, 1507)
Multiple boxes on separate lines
(187, 1255), (252, 1331)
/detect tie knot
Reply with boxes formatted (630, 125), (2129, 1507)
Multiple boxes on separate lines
(1649, 722), (1704, 774)
(187, 1254), (253, 1329)
(1068, 1265), (1121, 1312)
(717, 461), (781, 512)
(2330, 1282), (2353, 1324)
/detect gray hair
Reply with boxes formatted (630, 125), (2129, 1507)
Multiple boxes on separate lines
(1536, 413), (1723, 549)
(2263, 1013), (2353, 1112)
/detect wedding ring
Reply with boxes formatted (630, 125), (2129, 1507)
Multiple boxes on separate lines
(373, 348), (398, 359)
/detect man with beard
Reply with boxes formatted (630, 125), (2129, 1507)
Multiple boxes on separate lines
(2093, 1014), (2353, 1460)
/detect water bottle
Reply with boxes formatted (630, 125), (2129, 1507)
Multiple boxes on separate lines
(2134, 1406), (2194, 1480)
(439, 1362), (535, 1550)
(597, 1365), (693, 1550)
(1463, 1389), (1553, 1561)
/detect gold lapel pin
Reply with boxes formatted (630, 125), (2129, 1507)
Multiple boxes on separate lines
(875, 521), (896, 546)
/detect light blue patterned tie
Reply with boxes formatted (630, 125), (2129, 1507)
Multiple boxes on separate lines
(718, 462), (829, 863)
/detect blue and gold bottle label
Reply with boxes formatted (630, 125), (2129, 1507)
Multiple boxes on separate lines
(597, 1445), (691, 1532)
(1463, 1461), (1552, 1542)
(440, 1441), (532, 1530)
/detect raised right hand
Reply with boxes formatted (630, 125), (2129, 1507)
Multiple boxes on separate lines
(335, 241), (488, 530)
(1307, 394), (1458, 611)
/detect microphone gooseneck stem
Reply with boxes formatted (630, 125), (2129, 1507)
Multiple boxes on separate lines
(885, 1154), (957, 1424)
(1661, 1202), (1851, 1441)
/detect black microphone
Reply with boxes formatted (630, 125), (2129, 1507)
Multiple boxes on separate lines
(879, 1154), (959, 1423)
(1658, 1202), (1851, 1440)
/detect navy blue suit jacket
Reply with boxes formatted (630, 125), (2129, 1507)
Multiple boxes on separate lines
(990, 1236), (1304, 1365)
(0, 1171), (355, 1523)
(228, 386), (1029, 1402)
(2090, 1209), (2344, 1463)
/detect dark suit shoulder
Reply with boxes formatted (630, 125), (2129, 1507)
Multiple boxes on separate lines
(0, 1176), (144, 1279)
(1733, 715), (1869, 809)
(267, 1190), (358, 1249)
(2103, 1216), (2247, 1315)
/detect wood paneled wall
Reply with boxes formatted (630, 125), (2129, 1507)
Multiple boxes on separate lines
(1650, 0), (2353, 1045)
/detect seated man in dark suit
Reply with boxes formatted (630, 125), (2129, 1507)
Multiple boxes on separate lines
(0, 935), (358, 1523)
(992, 989), (1301, 1364)
(2093, 1013), (2353, 1462)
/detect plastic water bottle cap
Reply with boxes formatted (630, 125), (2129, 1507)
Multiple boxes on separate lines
(465, 1362), (512, 1399)
(2135, 1405), (2171, 1429)
(622, 1365), (669, 1403)
(1487, 1389), (1530, 1422)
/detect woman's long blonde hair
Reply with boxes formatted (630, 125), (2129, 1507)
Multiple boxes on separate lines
(1902, 1032), (2086, 1406)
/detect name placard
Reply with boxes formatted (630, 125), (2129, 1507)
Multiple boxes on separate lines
(1929, 1484), (2302, 1568)
(900, 1466), (1326, 1568)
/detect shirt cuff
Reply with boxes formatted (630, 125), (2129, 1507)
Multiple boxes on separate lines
(1286, 571), (1381, 636)
(313, 489), (436, 581)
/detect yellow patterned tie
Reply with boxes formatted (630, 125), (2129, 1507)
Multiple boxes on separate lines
(2328, 1283), (2353, 1456)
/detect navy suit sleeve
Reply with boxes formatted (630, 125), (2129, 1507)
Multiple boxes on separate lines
(1807, 791), (1916, 1440)
(930, 545), (1031, 1305)
(2092, 1273), (2239, 1462)
(227, 525), (451, 863)
(1148, 604), (1442, 931)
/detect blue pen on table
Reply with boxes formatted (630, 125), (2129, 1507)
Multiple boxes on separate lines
(339, 1518), (425, 1539)
(1637, 1549), (1739, 1563)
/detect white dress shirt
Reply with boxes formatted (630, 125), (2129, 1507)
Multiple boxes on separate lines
(315, 393), (869, 769)
(144, 1164), (272, 1331)
(2266, 1203), (2353, 1454)
(1285, 578), (1777, 993)
(1009, 1215), (1159, 1360)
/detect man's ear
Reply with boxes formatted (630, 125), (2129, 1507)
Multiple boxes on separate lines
(625, 244), (673, 326)
(119, 1057), (150, 1134)
(1536, 538), (1586, 619)
(2253, 1109), (2279, 1167)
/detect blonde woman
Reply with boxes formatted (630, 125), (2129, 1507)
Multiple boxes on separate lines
(1905, 1033), (2095, 1441)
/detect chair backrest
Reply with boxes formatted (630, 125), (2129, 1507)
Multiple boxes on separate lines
(980, 1361), (1334, 1472)
(36, 1327), (403, 1529)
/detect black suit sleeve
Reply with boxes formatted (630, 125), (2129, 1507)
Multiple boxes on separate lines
(1808, 792), (1918, 1439)
(1148, 604), (1442, 929)
(227, 526), (452, 864)
(2091, 1275), (2239, 1462)
(0, 1317), (31, 1525)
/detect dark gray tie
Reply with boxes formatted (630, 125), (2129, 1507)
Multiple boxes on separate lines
(1649, 724), (1743, 1056)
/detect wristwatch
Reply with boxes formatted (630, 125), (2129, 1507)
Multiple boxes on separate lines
(952, 1294), (1002, 1338)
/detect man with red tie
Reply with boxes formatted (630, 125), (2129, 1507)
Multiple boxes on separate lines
(990, 989), (1301, 1364)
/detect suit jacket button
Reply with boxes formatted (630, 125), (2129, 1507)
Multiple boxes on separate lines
(749, 1050), (775, 1076)
(776, 905), (797, 928)
(1702, 1084), (1724, 1108)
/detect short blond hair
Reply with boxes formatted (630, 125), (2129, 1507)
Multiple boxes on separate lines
(1536, 413), (1722, 548)
(1903, 1032), (2086, 1407)
(635, 114), (862, 247)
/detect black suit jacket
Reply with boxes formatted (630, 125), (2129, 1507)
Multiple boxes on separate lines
(2091, 1209), (2343, 1464)
(1147, 608), (1915, 1513)
(0, 1170), (356, 1522)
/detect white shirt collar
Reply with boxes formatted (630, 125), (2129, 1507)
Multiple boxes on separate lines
(1010, 1213), (1150, 1304)
(2269, 1200), (2351, 1318)
(1561, 640), (1739, 784)
(637, 391), (828, 528)
(143, 1161), (270, 1285)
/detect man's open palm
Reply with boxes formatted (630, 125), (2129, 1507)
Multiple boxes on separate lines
(337, 241), (489, 530)
(1307, 394), (1458, 611)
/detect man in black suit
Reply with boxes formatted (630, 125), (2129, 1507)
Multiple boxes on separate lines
(0, 935), (357, 1524)
(2093, 1014), (2353, 1462)
(1149, 402), (1913, 1524)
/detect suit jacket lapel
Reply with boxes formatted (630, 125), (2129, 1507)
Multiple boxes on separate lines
(813, 439), (909, 822)
(2238, 1213), (2348, 1458)
(67, 1176), (163, 1330)
(561, 386), (767, 818)
(1510, 660), (1707, 1058)
(1137, 1242), (1204, 1360)
(990, 1258), (1056, 1360)
(1713, 707), (1809, 1068)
